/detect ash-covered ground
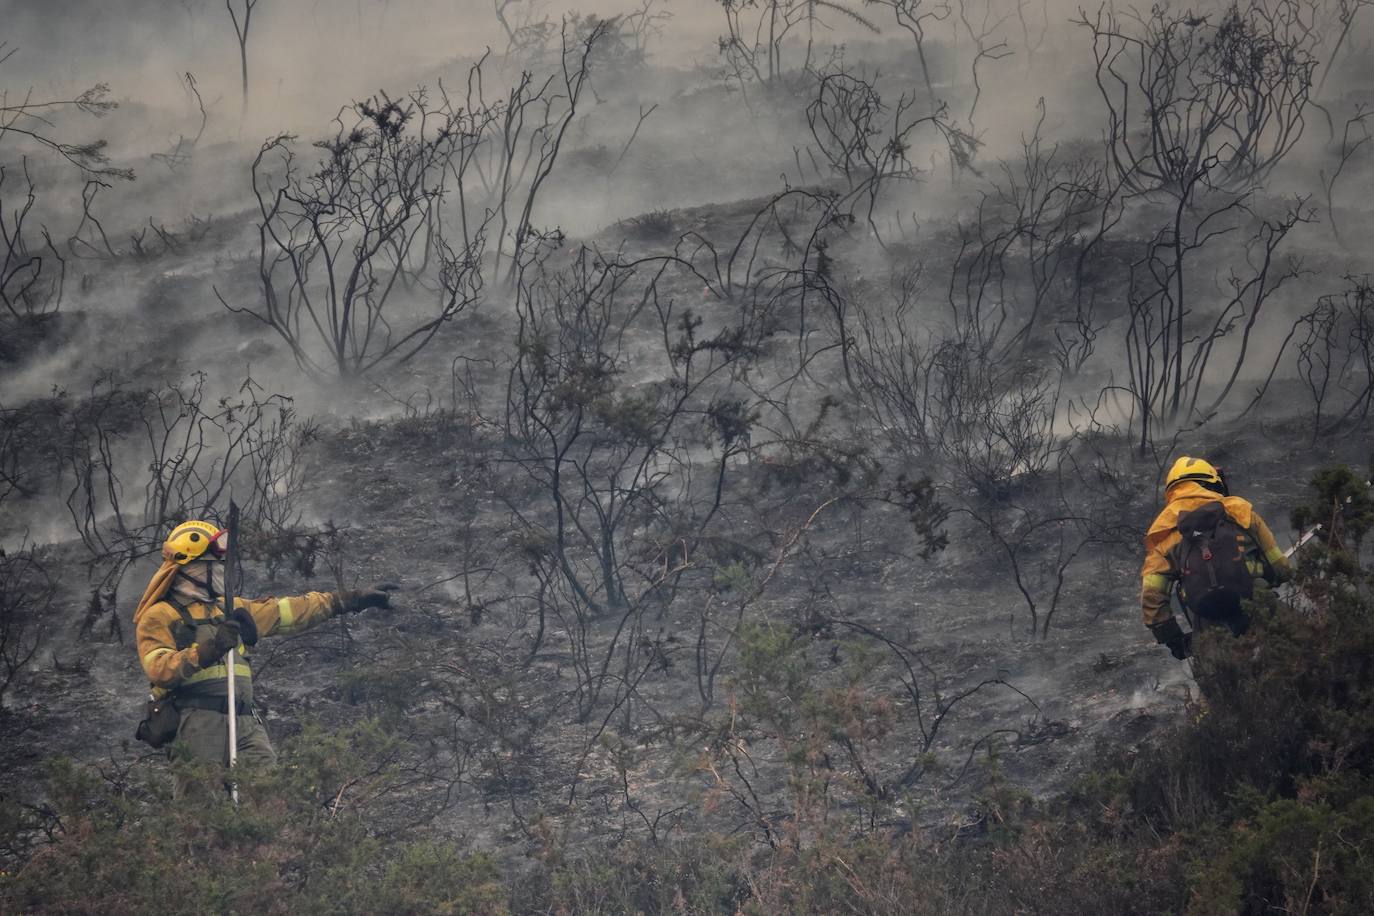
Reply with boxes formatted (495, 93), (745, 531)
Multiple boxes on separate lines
(3, 0), (1374, 886)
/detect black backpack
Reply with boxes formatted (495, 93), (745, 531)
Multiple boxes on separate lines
(1174, 501), (1254, 619)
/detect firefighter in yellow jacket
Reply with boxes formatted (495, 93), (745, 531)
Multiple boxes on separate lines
(1141, 457), (1291, 660)
(133, 520), (394, 767)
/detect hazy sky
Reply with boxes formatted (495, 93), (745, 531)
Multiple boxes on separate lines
(1, 0), (729, 110)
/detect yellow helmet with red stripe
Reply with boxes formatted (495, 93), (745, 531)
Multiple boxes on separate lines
(162, 520), (226, 565)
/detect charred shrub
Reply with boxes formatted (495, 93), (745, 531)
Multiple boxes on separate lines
(60, 372), (301, 590)
(618, 208), (677, 243)
(1079, 0), (1318, 197)
(0, 545), (53, 708)
(239, 524), (322, 581)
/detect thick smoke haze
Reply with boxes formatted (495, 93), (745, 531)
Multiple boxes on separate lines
(2, 0), (1108, 157)
(3, 0), (1374, 909)
(3, 0), (722, 109)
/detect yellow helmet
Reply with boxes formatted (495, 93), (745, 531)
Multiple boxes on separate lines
(163, 520), (226, 565)
(1165, 456), (1223, 491)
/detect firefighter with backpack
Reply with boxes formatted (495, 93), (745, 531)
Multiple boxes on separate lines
(1141, 457), (1292, 660)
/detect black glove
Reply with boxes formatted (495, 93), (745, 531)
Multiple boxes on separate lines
(1149, 618), (1193, 661)
(228, 606), (259, 647)
(335, 582), (399, 615)
(193, 618), (241, 668)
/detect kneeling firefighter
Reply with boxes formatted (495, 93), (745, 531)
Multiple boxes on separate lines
(1141, 457), (1292, 660)
(133, 519), (395, 767)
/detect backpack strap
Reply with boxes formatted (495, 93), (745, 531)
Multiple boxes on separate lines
(163, 594), (203, 630)
(1202, 546), (1220, 590)
(165, 594), (230, 624)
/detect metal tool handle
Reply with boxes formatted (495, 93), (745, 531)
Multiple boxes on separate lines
(223, 501), (241, 802)
(1284, 524), (1322, 560)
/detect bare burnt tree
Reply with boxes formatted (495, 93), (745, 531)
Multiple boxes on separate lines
(493, 0), (557, 57)
(803, 68), (972, 245)
(0, 396), (74, 535)
(863, 0), (952, 106)
(956, 0), (1014, 129)
(1280, 275), (1374, 440)
(676, 186), (843, 377)
(1318, 0), (1374, 92)
(621, 0), (674, 55)
(502, 247), (760, 722)
(716, 0), (879, 91)
(225, 88), (490, 376)
(0, 406), (32, 509)
(1321, 105), (1371, 244)
(0, 543), (52, 708)
(0, 162), (64, 319)
(846, 113), (1112, 496)
(127, 217), (185, 260)
(1014, 0), (1050, 64)
(1122, 194), (1312, 450)
(60, 372), (300, 593)
(960, 448), (1127, 638)
(492, 19), (611, 287)
(844, 266), (1056, 498)
(1, 47), (129, 321)
(675, 104), (976, 388)
(1078, 0), (1318, 197)
(151, 73), (209, 172)
(223, 28), (615, 375)
(0, 45), (132, 181)
(947, 103), (1112, 364)
(65, 180), (119, 260)
(225, 0), (260, 120)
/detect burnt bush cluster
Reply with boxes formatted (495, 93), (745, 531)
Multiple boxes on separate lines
(528, 464), (1374, 913)
(6, 465), (1372, 913)
(0, 528), (1367, 915)
(6, 0), (1374, 910)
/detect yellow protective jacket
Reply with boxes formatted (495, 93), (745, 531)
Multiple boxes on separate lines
(136, 591), (339, 701)
(1140, 481), (1290, 628)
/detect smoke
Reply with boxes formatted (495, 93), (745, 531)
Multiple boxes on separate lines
(4, 0), (1373, 461)
(7, 3), (1374, 862)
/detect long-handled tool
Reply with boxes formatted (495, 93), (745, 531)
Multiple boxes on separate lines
(223, 500), (241, 803)
(1285, 524), (1322, 560)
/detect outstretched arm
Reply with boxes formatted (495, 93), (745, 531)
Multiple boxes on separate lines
(238, 585), (397, 639)
(237, 591), (339, 640)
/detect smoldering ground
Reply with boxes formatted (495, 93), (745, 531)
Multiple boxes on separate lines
(3, 0), (1374, 907)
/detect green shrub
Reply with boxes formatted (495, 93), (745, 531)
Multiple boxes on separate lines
(0, 722), (504, 915)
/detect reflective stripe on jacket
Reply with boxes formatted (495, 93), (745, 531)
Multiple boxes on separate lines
(136, 590), (339, 696)
(1140, 481), (1290, 627)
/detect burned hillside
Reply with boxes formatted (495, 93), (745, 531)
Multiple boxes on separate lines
(4, 0), (1374, 912)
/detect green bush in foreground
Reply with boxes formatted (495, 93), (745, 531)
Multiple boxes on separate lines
(0, 722), (505, 915)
